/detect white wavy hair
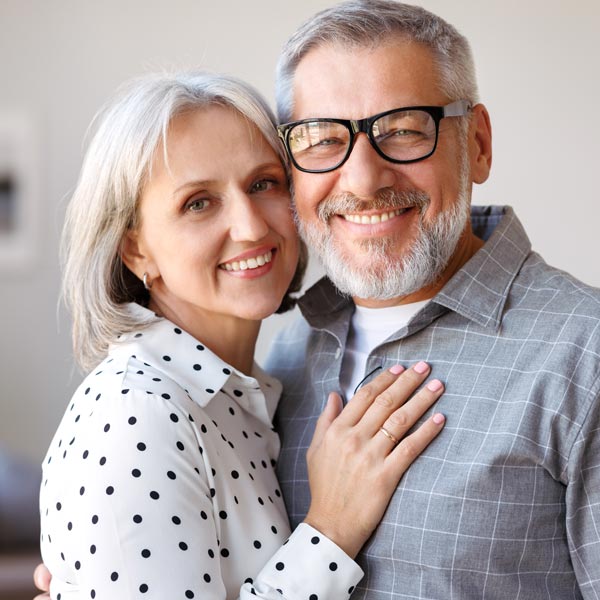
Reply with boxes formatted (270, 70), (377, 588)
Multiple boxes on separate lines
(61, 70), (295, 371)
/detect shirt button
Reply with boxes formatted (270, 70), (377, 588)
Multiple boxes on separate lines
(334, 348), (341, 359)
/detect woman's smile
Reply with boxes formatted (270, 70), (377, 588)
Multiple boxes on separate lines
(123, 105), (300, 341)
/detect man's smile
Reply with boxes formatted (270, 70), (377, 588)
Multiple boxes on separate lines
(341, 207), (411, 224)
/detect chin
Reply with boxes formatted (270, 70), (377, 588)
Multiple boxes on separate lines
(237, 299), (285, 322)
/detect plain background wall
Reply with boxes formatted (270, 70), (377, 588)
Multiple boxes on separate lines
(1, 0), (599, 465)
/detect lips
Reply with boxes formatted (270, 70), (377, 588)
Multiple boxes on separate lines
(219, 250), (273, 272)
(341, 207), (410, 224)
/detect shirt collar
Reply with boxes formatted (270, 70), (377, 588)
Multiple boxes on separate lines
(435, 206), (530, 330)
(298, 206), (531, 333)
(110, 304), (281, 423)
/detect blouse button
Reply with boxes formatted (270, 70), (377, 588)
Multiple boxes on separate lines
(334, 347), (341, 359)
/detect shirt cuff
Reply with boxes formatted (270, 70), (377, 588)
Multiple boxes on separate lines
(253, 522), (363, 599)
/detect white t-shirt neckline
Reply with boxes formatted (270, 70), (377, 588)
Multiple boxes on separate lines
(340, 300), (430, 400)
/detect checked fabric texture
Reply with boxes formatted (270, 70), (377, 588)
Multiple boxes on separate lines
(268, 206), (600, 599)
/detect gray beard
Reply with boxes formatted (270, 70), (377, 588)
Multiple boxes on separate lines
(295, 185), (471, 302)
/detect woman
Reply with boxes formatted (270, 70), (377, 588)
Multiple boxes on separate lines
(38, 71), (446, 599)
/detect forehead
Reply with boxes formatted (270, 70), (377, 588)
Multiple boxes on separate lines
(166, 105), (255, 152)
(144, 105), (279, 194)
(156, 106), (274, 168)
(291, 41), (445, 120)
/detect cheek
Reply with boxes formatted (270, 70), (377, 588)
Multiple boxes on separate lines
(269, 199), (296, 232)
(287, 234), (300, 269)
(292, 172), (330, 218)
(268, 206), (300, 274)
(151, 228), (212, 275)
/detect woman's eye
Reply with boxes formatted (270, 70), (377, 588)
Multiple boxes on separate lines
(250, 179), (276, 193)
(186, 198), (210, 212)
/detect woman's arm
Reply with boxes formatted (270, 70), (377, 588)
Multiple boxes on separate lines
(36, 363), (443, 599)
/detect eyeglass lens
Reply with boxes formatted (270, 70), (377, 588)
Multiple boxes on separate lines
(287, 109), (438, 171)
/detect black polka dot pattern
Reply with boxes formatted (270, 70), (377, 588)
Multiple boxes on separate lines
(39, 307), (361, 598)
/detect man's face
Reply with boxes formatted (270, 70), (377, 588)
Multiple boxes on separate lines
(289, 41), (489, 305)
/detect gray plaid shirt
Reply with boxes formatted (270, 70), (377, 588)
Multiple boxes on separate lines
(266, 206), (600, 599)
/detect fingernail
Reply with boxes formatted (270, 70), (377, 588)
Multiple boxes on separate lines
(426, 379), (443, 392)
(413, 361), (429, 374)
(389, 364), (405, 375)
(432, 413), (445, 425)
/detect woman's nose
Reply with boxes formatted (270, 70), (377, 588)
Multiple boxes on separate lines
(227, 193), (270, 242)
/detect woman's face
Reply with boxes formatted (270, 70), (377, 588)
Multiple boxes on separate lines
(124, 105), (299, 331)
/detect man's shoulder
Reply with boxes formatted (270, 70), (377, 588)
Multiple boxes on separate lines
(264, 312), (313, 377)
(515, 251), (600, 313)
(505, 251), (600, 359)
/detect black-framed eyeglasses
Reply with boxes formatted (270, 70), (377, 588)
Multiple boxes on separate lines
(277, 99), (472, 174)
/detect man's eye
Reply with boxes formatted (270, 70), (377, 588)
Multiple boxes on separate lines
(389, 129), (422, 138)
(299, 137), (346, 154)
(316, 138), (344, 147)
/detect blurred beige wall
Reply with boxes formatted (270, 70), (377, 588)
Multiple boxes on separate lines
(1, 0), (599, 465)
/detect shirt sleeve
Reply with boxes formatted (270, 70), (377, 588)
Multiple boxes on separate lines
(250, 523), (363, 600)
(566, 377), (600, 598)
(48, 389), (231, 598)
(45, 387), (362, 600)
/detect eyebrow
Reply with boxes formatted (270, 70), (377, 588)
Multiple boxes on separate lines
(170, 161), (285, 198)
(171, 180), (213, 197)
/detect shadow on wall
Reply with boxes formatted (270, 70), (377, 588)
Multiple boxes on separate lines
(0, 447), (41, 600)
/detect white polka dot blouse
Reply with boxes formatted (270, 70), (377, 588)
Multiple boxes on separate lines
(40, 303), (362, 599)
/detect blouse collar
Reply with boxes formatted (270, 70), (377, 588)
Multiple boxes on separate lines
(109, 303), (281, 425)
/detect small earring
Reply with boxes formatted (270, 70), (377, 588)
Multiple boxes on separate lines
(142, 272), (153, 290)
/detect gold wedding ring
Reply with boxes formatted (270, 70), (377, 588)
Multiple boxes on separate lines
(379, 426), (399, 445)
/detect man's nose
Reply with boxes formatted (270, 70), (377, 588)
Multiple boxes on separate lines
(228, 193), (269, 242)
(338, 133), (397, 199)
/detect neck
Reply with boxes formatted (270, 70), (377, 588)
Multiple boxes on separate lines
(354, 230), (484, 309)
(148, 299), (260, 375)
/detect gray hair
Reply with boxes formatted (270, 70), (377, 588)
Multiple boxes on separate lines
(61, 70), (303, 372)
(275, 0), (479, 123)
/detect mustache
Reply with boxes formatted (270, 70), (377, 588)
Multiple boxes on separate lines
(315, 189), (430, 223)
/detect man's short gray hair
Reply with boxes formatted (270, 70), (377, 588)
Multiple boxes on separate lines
(275, 0), (479, 123)
(61, 71), (295, 372)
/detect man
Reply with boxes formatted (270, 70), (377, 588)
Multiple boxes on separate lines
(267, 0), (600, 598)
(33, 1), (600, 598)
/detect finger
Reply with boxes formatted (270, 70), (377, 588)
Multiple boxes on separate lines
(33, 563), (51, 592)
(33, 595), (51, 600)
(335, 365), (405, 427)
(358, 361), (432, 436)
(309, 392), (343, 451)
(374, 378), (444, 452)
(387, 412), (446, 471)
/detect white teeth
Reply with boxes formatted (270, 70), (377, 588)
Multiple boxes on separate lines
(342, 208), (408, 224)
(220, 251), (272, 272)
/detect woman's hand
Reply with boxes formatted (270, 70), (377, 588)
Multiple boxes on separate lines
(304, 362), (445, 558)
(33, 562), (51, 600)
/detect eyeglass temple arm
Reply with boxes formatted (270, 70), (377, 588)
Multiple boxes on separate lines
(443, 99), (472, 117)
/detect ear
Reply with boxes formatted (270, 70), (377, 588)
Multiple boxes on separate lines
(120, 229), (151, 281)
(468, 103), (493, 184)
